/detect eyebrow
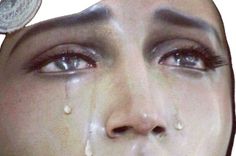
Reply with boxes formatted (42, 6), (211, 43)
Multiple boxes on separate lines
(9, 4), (111, 56)
(154, 8), (221, 42)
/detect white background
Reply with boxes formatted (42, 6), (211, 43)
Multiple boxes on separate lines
(213, 0), (236, 154)
(0, 0), (235, 155)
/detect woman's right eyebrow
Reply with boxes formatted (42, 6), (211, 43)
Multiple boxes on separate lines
(9, 4), (112, 57)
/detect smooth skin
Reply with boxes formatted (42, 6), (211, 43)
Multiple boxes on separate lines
(0, 0), (234, 155)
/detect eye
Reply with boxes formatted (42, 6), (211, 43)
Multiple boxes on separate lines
(158, 47), (224, 71)
(151, 39), (227, 72)
(159, 49), (207, 70)
(40, 53), (96, 73)
(27, 44), (98, 74)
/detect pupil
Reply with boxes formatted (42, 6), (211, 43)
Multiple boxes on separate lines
(175, 53), (198, 66)
(55, 56), (81, 70)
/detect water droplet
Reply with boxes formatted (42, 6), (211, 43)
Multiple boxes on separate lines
(85, 140), (93, 156)
(174, 121), (184, 131)
(64, 105), (72, 115)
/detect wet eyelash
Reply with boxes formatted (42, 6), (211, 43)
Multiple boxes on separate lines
(25, 49), (97, 73)
(159, 46), (228, 71)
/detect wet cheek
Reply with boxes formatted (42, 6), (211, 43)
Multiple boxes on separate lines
(178, 81), (232, 155)
(65, 74), (120, 155)
(178, 77), (232, 135)
(0, 75), (96, 154)
(74, 73), (134, 150)
(149, 69), (232, 151)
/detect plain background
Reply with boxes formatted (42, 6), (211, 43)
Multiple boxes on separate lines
(213, 0), (236, 154)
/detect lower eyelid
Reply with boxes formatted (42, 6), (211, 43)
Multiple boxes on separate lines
(170, 67), (206, 78)
(36, 69), (93, 77)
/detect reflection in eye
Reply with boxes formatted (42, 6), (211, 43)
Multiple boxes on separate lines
(159, 50), (205, 70)
(158, 47), (226, 71)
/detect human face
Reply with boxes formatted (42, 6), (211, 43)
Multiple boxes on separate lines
(0, 0), (234, 155)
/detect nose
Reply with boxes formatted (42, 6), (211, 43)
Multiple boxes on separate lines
(106, 108), (166, 138)
(105, 54), (166, 138)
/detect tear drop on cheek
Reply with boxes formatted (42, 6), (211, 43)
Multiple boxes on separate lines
(64, 105), (72, 115)
(85, 140), (93, 156)
(172, 106), (184, 131)
(174, 121), (184, 131)
(63, 79), (74, 115)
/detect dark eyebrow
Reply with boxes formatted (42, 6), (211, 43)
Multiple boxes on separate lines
(10, 4), (111, 56)
(154, 8), (221, 42)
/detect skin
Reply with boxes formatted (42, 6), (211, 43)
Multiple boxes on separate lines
(0, 0), (234, 155)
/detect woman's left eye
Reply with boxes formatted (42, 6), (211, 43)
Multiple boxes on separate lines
(40, 55), (95, 73)
(159, 50), (207, 71)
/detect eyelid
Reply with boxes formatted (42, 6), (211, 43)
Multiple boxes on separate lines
(149, 38), (216, 60)
(158, 46), (210, 62)
(24, 44), (101, 73)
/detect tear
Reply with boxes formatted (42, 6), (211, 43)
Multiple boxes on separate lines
(64, 80), (73, 115)
(64, 105), (72, 115)
(85, 140), (93, 156)
(174, 121), (184, 131)
(173, 106), (184, 131)
(84, 74), (98, 156)
(64, 76), (96, 155)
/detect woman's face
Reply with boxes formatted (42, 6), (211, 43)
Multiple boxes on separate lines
(0, 0), (234, 155)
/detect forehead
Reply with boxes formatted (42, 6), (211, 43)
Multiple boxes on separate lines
(3, 0), (226, 58)
(101, 0), (216, 15)
(98, 0), (222, 34)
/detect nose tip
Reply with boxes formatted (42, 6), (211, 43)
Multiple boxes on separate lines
(106, 112), (166, 138)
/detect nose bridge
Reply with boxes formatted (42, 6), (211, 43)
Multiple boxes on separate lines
(105, 46), (166, 138)
(121, 51), (159, 126)
(120, 46), (151, 103)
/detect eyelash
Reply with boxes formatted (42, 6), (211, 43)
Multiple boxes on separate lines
(158, 46), (227, 71)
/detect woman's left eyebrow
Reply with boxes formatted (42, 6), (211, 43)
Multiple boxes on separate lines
(9, 4), (112, 57)
(153, 8), (221, 44)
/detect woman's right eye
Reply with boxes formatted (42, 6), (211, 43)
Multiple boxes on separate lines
(27, 44), (98, 74)
(39, 54), (96, 73)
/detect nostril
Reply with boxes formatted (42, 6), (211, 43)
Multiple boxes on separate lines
(152, 126), (165, 135)
(112, 126), (130, 135)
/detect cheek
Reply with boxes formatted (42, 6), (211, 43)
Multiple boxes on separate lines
(63, 74), (121, 154)
(151, 69), (233, 154)
(181, 82), (232, 155)
(0, 75), (96, 154)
